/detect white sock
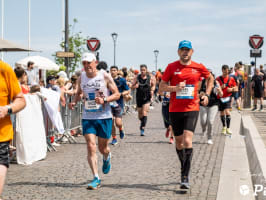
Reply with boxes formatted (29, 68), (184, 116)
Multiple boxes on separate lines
(94, 174), (99, 179)
(103, 152), (111, 161)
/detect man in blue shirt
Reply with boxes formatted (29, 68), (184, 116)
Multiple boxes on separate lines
(110, 66), (130, 145)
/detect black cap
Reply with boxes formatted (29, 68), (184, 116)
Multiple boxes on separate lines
(46, 75), (56, 84)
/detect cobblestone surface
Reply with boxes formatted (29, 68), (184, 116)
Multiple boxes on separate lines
(3, 104), (225, 200)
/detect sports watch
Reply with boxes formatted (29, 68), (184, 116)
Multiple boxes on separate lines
(5, 105), (12, 115)
(103, 97), (107, 103)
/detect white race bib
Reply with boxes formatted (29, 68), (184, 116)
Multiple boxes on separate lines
(220, 97), (231, 103)
(176, 84), (194, 99)
(84, 93), (103, 112)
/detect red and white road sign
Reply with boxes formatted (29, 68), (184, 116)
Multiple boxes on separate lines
(87, 38), (101, 51)
(249, 35), (264, 49)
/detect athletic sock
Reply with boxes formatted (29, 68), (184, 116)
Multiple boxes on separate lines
(94, 174), (99, 180)
(140, 116), (147, 129)
(112, 136), (116, 139)
(226, 115), (231, 128)
(220, 115), (226, 127)
(176, 149), (184, 173)
(183, 148), (193, 178)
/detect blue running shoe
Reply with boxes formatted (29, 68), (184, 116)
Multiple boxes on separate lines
(111, 138), (118, 145)
(140, 129), (145, 136)
(87, 177), (101, 190)
(119, 129), (125, 139)
(102, 153), (111, 174)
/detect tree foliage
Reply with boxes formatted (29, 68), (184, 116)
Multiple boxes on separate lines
(53, 18), (87, 74)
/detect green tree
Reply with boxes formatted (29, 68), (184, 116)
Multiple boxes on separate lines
(53, 18), (87, 74)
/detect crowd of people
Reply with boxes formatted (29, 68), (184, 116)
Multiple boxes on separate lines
(1, 39), (266, 197)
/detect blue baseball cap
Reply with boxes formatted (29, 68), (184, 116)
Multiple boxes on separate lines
(178, 40), (192, 49)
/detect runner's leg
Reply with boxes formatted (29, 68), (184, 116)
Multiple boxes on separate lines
(84, 134), (98, 176)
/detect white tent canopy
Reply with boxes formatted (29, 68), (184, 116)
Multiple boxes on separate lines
(15, 56), (59, 71)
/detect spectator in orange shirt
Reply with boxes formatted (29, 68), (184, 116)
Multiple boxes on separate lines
(0, 60), (26, 197)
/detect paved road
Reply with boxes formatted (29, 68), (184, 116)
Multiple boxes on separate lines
(3, 104), (225, 200)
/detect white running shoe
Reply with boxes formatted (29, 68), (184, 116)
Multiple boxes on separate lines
(207, 139), (213, 145)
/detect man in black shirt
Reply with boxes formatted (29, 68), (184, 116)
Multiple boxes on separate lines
(251, 68), (266, 111)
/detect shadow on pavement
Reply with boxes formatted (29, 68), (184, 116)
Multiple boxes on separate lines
(8, 181), (88, 188)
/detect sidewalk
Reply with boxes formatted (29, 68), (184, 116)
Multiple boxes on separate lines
(4, 104), (226, 200)
(242, 100), (266, 147)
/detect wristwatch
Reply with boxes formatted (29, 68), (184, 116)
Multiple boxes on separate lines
(5, 105), (12, 115)
(103, 97), (108, 103)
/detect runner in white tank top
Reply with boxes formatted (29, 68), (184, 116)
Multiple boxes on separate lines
(69, 53), (120, 190)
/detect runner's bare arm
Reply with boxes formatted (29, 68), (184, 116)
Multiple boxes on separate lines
(159, 80), (184, 93)
(201, 74), (214, 106)
(150, 76), (156, 96)
(105, 73), (120, 102)
(0, 92), (26, 119)
(131, 75), (139, 89)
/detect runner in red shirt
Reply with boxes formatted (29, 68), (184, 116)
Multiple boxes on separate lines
(159, 40), (214, 189)
(216, 65), (237, 136)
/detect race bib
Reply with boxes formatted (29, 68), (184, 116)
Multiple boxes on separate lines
(220, 97), (231, 103)
(176, 85), (194, 99)
(84, 93), (102, 112)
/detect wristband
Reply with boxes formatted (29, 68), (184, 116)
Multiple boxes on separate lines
(5, 105), (12, 115)
(103, 97), (107, 103)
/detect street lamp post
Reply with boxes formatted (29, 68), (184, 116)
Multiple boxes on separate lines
(111, 32), (118, 66)
(154, 50), (159, 71)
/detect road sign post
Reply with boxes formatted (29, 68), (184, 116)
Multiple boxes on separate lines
(87, 37), (101, 61)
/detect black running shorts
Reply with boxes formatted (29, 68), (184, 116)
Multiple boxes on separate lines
(0, 142), (10, 168)
(169, 111), (199, 136)
(218, 98), (232, 111)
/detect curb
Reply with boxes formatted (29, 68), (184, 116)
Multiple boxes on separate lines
(217, 111), (255, 200)
(242, 115), (266, 200)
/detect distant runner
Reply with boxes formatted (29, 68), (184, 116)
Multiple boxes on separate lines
(131, 65), (156, 136)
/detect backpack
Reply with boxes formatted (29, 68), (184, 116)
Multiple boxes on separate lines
(218, 76), (231, 87)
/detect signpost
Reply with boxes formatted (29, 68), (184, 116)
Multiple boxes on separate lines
(56, 51), (75, 58)
(249, 34), (264, 67)
(87, 37), (101, 60)
(87, 37), (101, 52)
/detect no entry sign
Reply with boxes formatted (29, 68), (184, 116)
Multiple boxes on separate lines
(87, 37), (101, 51)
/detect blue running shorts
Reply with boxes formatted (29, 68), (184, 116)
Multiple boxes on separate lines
(82, 118), (112, 139)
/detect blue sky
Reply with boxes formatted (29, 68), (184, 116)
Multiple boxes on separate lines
(1, 0), (266, 75)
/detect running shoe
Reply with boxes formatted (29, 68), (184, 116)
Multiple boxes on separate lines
(87, 177), (101, 190)
(111, 138), (118, 145)
(221, 127), (227, 135)
(180, 176), (190, 189)
(140, 129), (145, 136)
(169, 137), (174, 144)
(207, 139), (213, 145)
(226, 128), (232, 135)
(165, 128), (170, 138)
(252, 107), (257, 111)
(102, 152), (111, 174)
(119, 129), (125, 139)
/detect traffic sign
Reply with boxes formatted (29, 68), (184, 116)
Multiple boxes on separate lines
(56, 51), (75, 58)
(87, 37), (101, 51)
(250, 49), (262, 57)
(249, 35), (264, 49)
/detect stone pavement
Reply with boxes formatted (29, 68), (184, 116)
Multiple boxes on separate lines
(243, 100), (266, 147)
(3, 104), (225, 200)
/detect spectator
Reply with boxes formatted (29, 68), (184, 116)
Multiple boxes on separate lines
(251, 68), (266, 111)
(56, 77), (67, 107)
(25, 61), (36, 85)
(46, 75), (60, 93)
(0, 60), (26, 197)
(122, 67), (128, 79)
(39, 79), (45, 88)
(14, 66), (30, 94)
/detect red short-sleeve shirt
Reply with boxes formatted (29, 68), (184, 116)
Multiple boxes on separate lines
(216, 76), (236, 99)
(162, 60), (210, 112)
